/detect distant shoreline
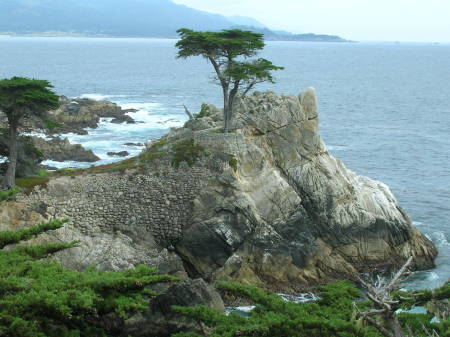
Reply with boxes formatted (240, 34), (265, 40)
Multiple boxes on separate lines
(0, 31), (351, 43)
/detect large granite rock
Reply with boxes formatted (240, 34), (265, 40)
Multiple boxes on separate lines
(3, 88), (437, 293)
(174, 88), (437, 290)
(31, 136), (100, 162)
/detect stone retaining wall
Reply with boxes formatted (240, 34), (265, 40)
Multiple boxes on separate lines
(19, 166), (212, 247)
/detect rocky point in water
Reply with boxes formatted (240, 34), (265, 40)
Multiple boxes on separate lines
(46, 96), (137, 134)
(0, 88), (438, 335)
(0, 95), (138, 166)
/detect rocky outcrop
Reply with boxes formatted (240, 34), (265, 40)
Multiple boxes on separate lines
(173, 88), (437, 290)
(31, 136), (100, 162)
(123, 278), (225, 337)
(45, 97), (136, 134)
(4, 88), (437, 293)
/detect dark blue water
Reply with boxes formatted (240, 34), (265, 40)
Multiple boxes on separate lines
(0, 37), (449, 288)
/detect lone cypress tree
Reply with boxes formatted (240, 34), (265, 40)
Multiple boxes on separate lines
(0, 77), (59, 189)
(176, 28), (283, 133)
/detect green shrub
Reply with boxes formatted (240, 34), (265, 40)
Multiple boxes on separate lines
(194, 103), (212, 119)
(173, 281), (449, 337)
(0, 219), (176, 337)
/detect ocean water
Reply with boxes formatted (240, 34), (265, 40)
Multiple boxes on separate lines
(0, 37), (449, 289)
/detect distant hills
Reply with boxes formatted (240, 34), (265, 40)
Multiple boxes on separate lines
(0, 0), (348, 42)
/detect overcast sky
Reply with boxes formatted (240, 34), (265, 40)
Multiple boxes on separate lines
(173, 0), (450, 42)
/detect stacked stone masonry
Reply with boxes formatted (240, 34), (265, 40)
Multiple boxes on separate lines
(18, 167), (212, 247)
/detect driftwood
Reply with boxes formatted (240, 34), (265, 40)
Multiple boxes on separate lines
(354, 257), (440, 337)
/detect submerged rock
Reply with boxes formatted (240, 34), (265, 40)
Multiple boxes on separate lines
(7, 88), (437, 293)
(107, 151), (129, 157)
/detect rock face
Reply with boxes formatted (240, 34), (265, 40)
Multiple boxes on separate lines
(175, 88), (437, 290)
(123, 278), (225, 337)
(5, 88), (437, 292)
(31, 136), (100, 162)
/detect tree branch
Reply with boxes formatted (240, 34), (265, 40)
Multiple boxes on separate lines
(183, 104), (193, 120)
(365, 317), (395, 337)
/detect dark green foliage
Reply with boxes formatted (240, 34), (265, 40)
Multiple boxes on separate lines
(173, 281), (450, 337)
(194, 103), (212, 119)
(0, 219), (68, 249)
(173, 281), (379, 337)
(0, 220), (177, 337)
(0, 77), (59, 127)
(176, 28), (283, 133)
(171, 139), (206, 168)
(393, 282), (450, 309)
(0, 77), (59, 188)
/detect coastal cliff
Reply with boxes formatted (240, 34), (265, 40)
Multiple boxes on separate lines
(1, 88), (437, 292)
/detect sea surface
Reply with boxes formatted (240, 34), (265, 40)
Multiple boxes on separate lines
(0, 37), (449, 289)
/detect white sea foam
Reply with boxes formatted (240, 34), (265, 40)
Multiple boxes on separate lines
(432, 231), (449, 246)
(226, 292), (319, 316)
(22, 131), (52, 140)
(79, 93), (131, 101)
(38, 97), (186, 169)
(225, 305), (255, 316)
(326, 144), (348, 151)
(277, 292), (319, 303)
(119, 102), (163, 111)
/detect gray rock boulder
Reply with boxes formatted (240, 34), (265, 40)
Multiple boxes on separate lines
(31, 136), (100, 162)
(123, 278), (225, 337)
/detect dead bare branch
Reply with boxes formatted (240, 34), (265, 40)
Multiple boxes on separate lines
(183, 104), (193, 120)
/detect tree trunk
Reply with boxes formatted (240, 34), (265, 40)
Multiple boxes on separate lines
(225, 86), (239, 134)
(2, 124), (18, 189)
(223, 91), (230, 133)
(387, 316), (406, 337)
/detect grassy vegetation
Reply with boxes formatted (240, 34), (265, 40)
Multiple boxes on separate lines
(15, 177), (49, 190)
(0, 219), (177, 337)
(0, 187), (21, 202)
